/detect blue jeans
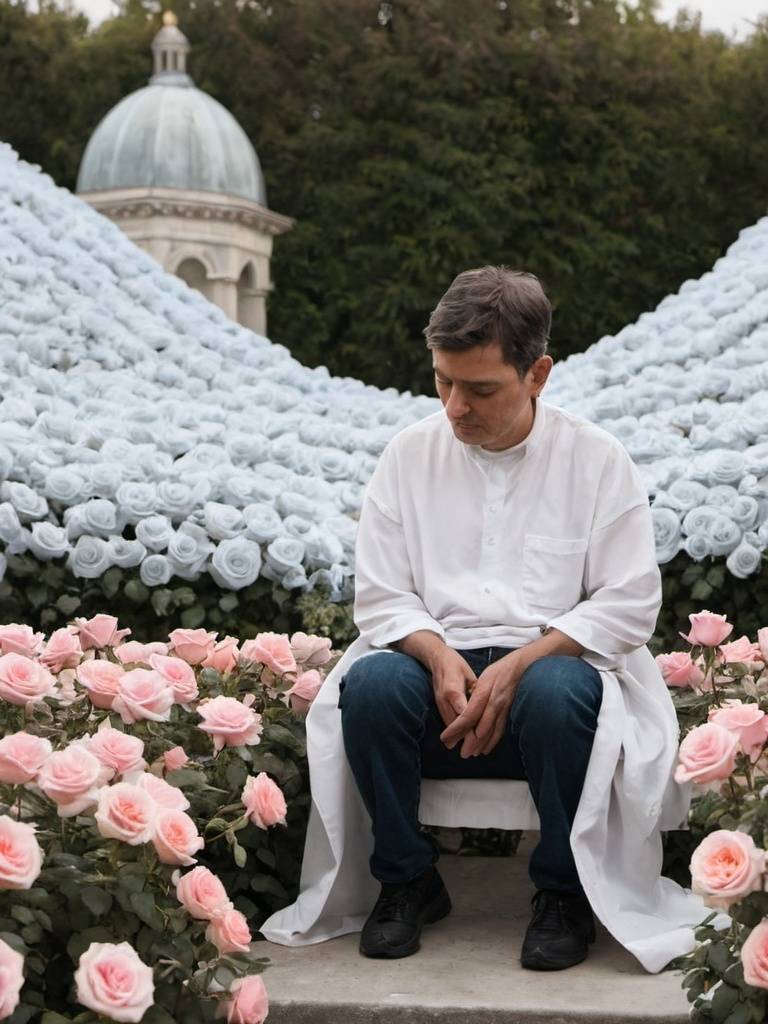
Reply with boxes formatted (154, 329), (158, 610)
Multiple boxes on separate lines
(339, 648), (602, 892)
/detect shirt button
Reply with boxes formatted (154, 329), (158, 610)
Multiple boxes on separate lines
(488, 537), (496, 546)
(489, 504), (498, 513)
(484, 585), (491, 593)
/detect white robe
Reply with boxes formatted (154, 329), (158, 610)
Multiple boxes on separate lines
(262, 402), (712, 972)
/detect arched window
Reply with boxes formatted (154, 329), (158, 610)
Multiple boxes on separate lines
(176, 257), (215, 304)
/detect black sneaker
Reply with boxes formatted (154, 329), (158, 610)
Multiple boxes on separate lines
(359, 865), (452, 959)
(520, 889), (596, 971)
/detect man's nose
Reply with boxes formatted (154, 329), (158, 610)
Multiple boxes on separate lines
(444, 388), (470, 419)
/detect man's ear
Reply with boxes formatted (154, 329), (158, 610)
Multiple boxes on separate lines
(528, 355), (553, 396)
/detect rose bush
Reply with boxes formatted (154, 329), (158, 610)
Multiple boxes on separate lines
(0, 615), (338, 1024)
(659, 611), (768, 1023)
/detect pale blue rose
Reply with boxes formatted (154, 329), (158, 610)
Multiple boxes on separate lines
(651, 508), (682, 565)
(140, 553), (174, 586)
(28, 521), (69, 559)
(67, 535), (110, 578)
(106, 536), (147, 568)
(135, 515), (174, 552)
(209, 537), (262, 590)
(726, 539), (764, 579)
(203, 501), (245, 541)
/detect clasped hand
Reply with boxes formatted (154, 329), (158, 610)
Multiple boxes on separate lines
(433, 648), (521, 758)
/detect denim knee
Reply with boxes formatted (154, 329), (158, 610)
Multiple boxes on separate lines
(339, 651), (433, 724)
(512, 655), (602, 733)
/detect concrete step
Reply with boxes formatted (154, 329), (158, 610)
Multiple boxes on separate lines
(260, 834), (691, 1024)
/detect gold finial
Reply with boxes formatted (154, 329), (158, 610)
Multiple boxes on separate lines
(162, 11), (178, 26)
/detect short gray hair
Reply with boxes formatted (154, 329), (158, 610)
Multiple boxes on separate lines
(424, 266), (551, 377)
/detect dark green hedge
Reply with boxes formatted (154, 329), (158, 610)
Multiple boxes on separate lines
(1, 549), (764, 651)
(0, 552), (357, 646)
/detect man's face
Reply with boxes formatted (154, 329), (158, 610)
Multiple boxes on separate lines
(433, 342), (552, 451)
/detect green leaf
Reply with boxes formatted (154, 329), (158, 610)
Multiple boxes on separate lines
(711, 982), (740, 1019)
(129, 892), (164, 931)
(233, 843), (248, 869)
(124, 578), (150, 603)
(181, 605), (206, 629)
(80, 886), (113, 916)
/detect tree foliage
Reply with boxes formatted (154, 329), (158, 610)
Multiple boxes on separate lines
(2, 0), (768, 392)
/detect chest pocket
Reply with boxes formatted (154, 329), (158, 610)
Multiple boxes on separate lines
(522, 534), (589, 614)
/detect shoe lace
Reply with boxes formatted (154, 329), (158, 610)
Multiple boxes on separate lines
(531, 891), (567, 934)
(375, 883), (422, 922)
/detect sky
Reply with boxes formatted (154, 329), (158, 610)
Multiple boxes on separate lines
(69, 0), (767, 37)
(64, 0), (768, 36)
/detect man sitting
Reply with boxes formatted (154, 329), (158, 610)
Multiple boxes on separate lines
(261, 266), (708, 973)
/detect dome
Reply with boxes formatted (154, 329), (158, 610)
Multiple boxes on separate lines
(76, 17), (266, 205)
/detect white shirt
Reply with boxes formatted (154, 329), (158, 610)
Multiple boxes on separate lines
(356, 400), (661, 669)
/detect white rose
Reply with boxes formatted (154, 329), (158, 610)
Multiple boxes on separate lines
(106, 537), (146, 568)
(0, 481), (47, 521)
(166, 523), (214, 580)
(0, 503), (26, 552)
(203, 502), (244, 540)
(139, 554), (173, 586)
(28, 521), (69, 559)
(651, 507), (682, 564)
(81, 499), (121, 537)
(209, 537), (262, 590)
(88, 462), (123, 498)
(44, 467), (89, 503)
(135, 515), (173, 552)
(730, 495), (760, 529)
(266, 536), (305, 575)
(116, 483), (158, 522)
(243, 503), (283, 544)
(67, 536), (111, 578)
(156, 480), (200, 519)
(726, 538), (764, 579)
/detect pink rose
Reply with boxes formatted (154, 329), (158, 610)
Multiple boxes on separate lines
(114, 641), (169, 665)
(74, 942), (154, 1023)
(708, 700), (768, 762)
(113, 669), (174, 724)
(175, 866), (231, 920)
(0, 653), (57, 706)
(741, 918), (768, 988)
(242, 773), (287, 829)
(168, 628), (217, 666)
(286, 669), (324, 713)
(0, 816), (43, 889)
(152, 810), (203, 865)
(87, 727), (146, 778)
(40, 627), (84, 673)
(758, 627), (768, 666)
(76, 659), (125, 710)
(0, 732), (52, 784)
(690, 829), (765, 909)
(201, 636), (240, 675)
(227, 975), (269, 1024)
(680, 610), (733, 647)
(0, 623), (44, 657)
(206, 907), (252, 954)
(198, 696), (263, 751)
(719, 636), (765, 666)
(37, 746), (103, 817)
(655, 652), (705, 689)
(674, 723), (740, 785)
(290, 631), (333, 667)
(240, 632), (297, 678)
(130, 772), (189, 811)
(95, 783), (156, 845)
(0, 937), (25, 1020)
(147, 654), (199, 703)
(163, 746), (189, 773)
(74, 615), (130, 650)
